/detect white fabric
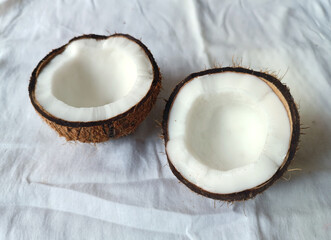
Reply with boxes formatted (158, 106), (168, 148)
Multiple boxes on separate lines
(0, 0), (330, 239)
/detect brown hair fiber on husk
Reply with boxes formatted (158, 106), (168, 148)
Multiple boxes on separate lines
(162, 67), (300, 202)
(29, 34), (161, 143)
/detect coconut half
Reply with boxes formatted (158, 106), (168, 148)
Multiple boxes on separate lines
(163, 67), (300, 201)
(29, 34), (161, 143)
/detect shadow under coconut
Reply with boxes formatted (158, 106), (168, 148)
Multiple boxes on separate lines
(132, 98), (164, 141)
(287, 105), (331, 175)
(237, 102), (331, 205)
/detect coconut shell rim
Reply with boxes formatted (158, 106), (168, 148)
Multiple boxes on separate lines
(29, 33), (161, 128)
(162, 67), (300, 201)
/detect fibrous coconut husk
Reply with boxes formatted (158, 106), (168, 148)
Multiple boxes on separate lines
(29, 34), (161, 143)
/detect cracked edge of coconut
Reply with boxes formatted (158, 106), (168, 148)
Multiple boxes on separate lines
(162, 67), (300, 201)
(29, 34), (161, 143)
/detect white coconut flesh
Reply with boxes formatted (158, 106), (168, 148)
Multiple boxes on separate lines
(35, 37), (154, 122)
(167, 72), (292, 194)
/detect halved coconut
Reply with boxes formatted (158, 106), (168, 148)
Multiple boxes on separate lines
(29, 34), (161, 143)
(163, 67), (300, 201)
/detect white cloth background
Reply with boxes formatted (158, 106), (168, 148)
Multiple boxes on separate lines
(0, 0), (330, 239)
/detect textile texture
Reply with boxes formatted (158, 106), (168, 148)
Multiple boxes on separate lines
(0, 0), (330, 239)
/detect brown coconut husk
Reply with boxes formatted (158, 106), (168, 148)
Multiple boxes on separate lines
(29, 34), (161, 143)
(162, 67), (300, 201)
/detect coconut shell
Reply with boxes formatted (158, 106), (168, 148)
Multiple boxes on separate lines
(162, 67), (300, 201)
(29, 34), (161, 143)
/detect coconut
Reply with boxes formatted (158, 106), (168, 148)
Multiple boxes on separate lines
(162, 67), (300, 201)
(29, 34), (161, 143)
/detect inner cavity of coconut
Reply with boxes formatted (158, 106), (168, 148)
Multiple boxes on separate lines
(52, 47), (137, 108)
(35, 37), (153, 122)
(166, 72), (291, 194)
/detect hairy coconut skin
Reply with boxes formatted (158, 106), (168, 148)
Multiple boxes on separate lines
(29, 34), (161, 143)
(162, 67), (300, 201)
